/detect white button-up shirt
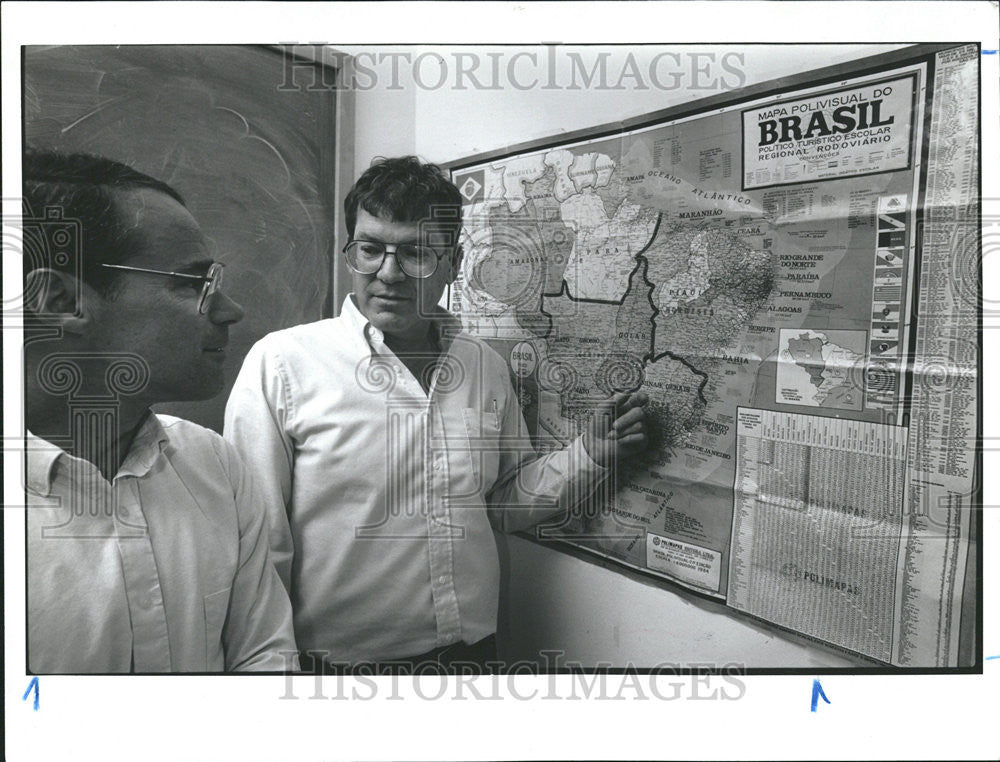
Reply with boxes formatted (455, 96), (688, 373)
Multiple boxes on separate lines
(225, 295), (605, 662)
(27, 414), (297, 673)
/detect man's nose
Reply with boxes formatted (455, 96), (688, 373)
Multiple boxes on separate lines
(376, 249), (407, 283)
(207, 290), (245, 325)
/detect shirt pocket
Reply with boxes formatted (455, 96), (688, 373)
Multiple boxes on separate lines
(462, 406), (502, 494)
(203, 587), (231, 670)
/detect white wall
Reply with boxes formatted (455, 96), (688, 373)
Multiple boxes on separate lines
(345, 46), (418, 176)
(351, 43), (906, 667)
(495, 534), (864, 668)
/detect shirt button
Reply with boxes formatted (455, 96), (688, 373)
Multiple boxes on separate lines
(118, 506), (130, 518)
(137, 595), (152, 608)
(437, 575), (448, 585)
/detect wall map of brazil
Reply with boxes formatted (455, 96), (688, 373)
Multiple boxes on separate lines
(450, 45), (978, 667)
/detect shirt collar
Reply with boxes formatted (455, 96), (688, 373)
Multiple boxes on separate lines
(341, 293), (464, 357)
(117, 413), (170, 479)
(24, 413), (169, 493)
(25, 431), (65, 497)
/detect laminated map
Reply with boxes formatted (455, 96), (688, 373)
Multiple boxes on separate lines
(450, 44), (979, 667)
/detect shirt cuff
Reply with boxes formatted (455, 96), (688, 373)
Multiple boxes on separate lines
(567, 435), (609, 481)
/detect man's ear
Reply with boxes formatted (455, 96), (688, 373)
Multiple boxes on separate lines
(23, 268), (92, 335)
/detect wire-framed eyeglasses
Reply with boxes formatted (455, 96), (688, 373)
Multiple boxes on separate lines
(343, 240), (449, 279)
(100, 262), (225, 314)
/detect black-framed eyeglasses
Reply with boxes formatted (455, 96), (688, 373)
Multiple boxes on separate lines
(343, 240), (449, 279)
(100, 262), (225, 314)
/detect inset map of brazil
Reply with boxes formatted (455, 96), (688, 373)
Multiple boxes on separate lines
(776, 328), (866, 410)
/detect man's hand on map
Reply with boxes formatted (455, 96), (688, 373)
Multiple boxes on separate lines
(582, 392), (650, 468)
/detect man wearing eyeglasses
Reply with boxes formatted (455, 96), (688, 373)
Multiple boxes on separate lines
(23, 150), (297, 672)
(226, 156), (648, 672)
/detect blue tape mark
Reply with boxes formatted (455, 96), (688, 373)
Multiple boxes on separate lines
(983, 50), (997, 55)
(22, 676), (39, 711)
(985, 654), (1000, 660)
(810, 678), (831, 712)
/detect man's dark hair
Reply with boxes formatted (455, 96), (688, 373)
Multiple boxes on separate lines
(22, 149), (186, 296)
(344, 156), (463, 251)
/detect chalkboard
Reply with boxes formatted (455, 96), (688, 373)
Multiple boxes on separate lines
(24, 44), (339, 432)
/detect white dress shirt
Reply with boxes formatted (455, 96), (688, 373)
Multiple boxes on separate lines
(224, 295), (605, 663)
(27, 414), (297, 673)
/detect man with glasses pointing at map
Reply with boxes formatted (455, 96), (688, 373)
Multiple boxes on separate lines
(225, 156), (648, 672)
